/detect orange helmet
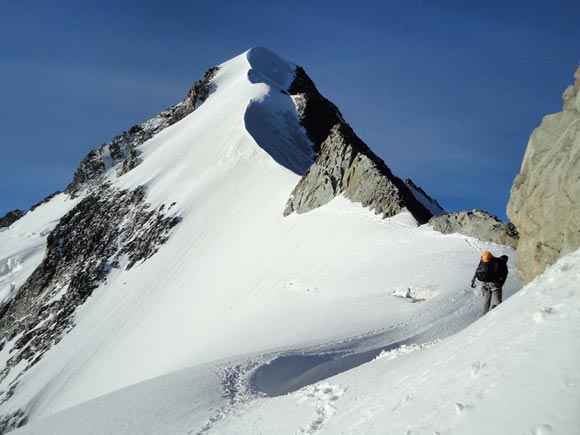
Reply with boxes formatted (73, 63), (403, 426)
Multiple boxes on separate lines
(481, 251), (493, 263)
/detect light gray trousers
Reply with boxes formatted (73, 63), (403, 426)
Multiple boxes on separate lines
(481, 282), (503, 315)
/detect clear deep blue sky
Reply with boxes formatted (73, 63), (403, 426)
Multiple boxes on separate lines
(1, 0), (579, 220)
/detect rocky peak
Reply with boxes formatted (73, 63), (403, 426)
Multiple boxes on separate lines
(507, 66), (580, 283)
(284, 68), (433, 224)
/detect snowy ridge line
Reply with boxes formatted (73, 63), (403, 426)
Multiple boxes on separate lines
(65, 66), (218, 196)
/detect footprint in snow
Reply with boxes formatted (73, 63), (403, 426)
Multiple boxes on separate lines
(470, 361), (486, 379)
(530, 423), (554, 435)
(532, 307), (556, 323)
(295, 383), (345, 434)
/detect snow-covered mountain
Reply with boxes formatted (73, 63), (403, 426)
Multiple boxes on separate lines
(0, 48), (576, 434)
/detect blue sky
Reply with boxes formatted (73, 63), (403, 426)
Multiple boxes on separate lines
(1, 0), (579, 220)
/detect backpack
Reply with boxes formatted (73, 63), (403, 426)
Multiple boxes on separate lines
(475, 259), (500, 283)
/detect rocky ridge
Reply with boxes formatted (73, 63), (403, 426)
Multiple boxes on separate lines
(429, 209), (518, 249)
(284, 68), (433, 224)
(66, 67), (218, 195)
(507, 66), (580, 283)
(0, 184), (180, 432)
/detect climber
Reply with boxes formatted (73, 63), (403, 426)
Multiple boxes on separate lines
(470, 251), (508, 315)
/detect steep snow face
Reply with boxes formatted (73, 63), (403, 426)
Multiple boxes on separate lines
(11, 250), (580, 435)
(0, 47), (515, 431)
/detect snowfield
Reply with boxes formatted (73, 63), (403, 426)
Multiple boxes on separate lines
(11, 249), (580, 435)
(1, 47), (578, 434)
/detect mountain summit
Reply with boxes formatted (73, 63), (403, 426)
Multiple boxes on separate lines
(0, 48), (504, 433)
(66, 47), (435, 223)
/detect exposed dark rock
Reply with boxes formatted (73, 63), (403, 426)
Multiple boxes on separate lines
(284, 67), (433, 223)
(66, 67), (219, 195)
(284, 124), (432, 223)
(0, 408), (27, 434)
(0, 184), (180, 412)
(429, 209), (519, 248)
(0, 210), (25, 229)
(288, 67), (344, 153)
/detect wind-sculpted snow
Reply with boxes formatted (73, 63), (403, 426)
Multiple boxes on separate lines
(250, 276), (488, 397)
(246, 46), (295, 89)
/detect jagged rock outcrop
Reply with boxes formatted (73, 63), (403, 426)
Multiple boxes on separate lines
(284, 68), (433, 224)
(507, 66), (580, 283)
(429, 209), (519, 248)
(0, 184), (179, 430)
(66, 67), (218, 195)
(0, 210), (24, 229)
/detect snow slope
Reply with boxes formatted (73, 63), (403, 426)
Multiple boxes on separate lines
(0, 47), (530, 432)
(12, 249), (580, 435)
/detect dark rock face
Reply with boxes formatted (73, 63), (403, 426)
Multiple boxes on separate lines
(429, 209), (519, 248)
(287, 67), (344, 153)
(284, 68), (433, 224)
(0, 184), (180, 430)
(0, 409), (26, 433)
(66, 67), (219, 195)
(0, 210), (25, 229)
